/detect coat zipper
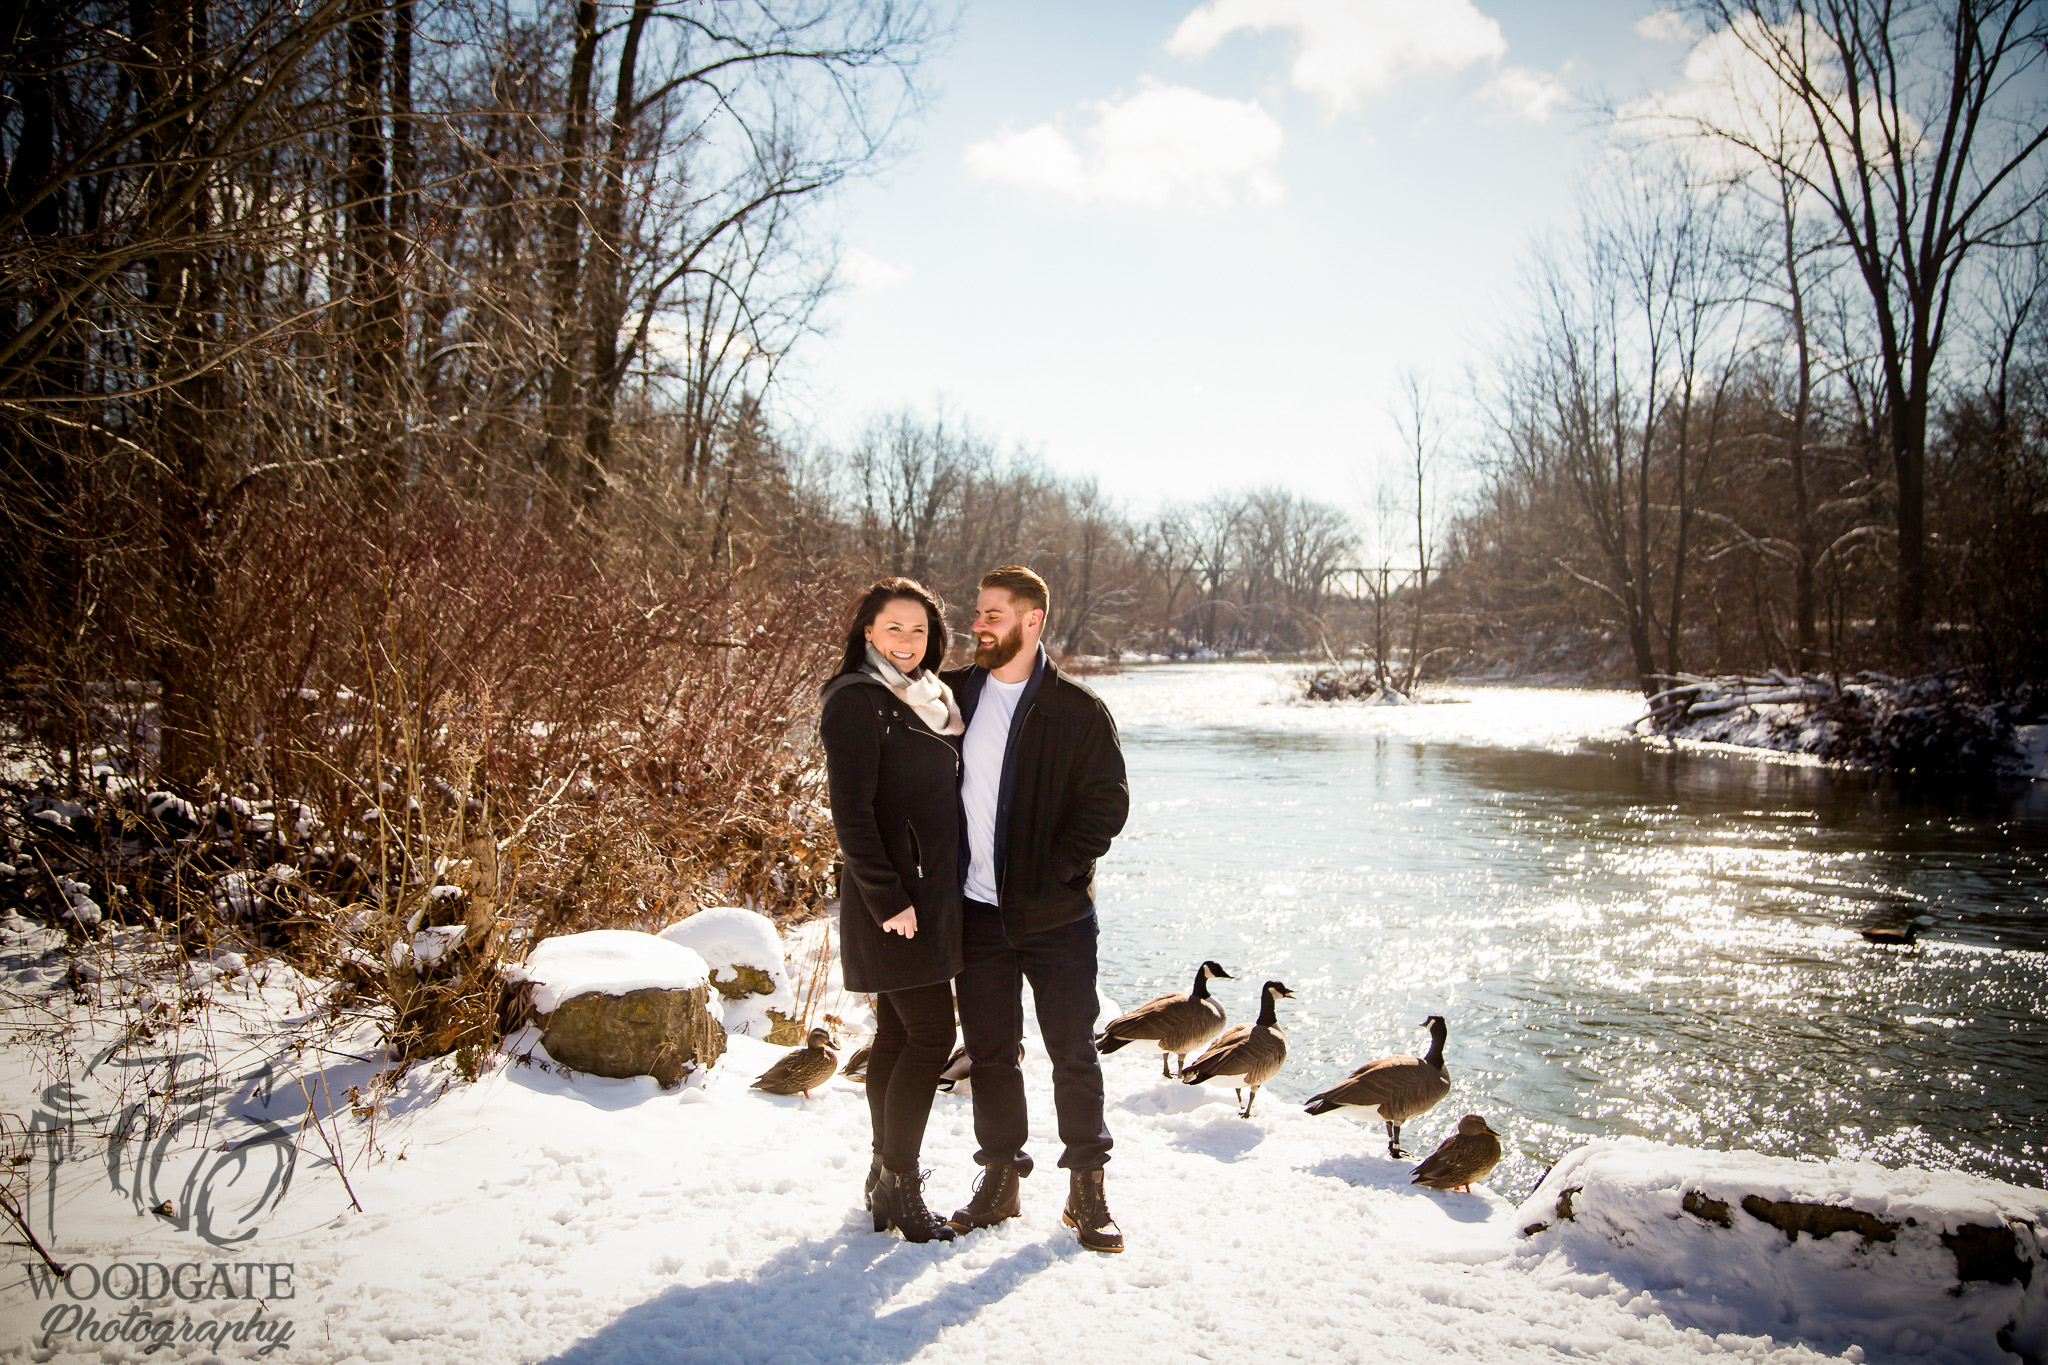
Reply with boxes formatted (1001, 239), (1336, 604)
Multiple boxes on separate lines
(994, 697), (1039, 906)
(906, 821), (924, 880)
(897, 710), (955, 886)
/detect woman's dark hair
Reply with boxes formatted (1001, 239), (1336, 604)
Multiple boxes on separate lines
(834, 577), (948, 678)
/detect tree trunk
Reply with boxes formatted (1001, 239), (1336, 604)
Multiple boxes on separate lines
(136, 0), (224, 787)
(2, 8), (90, 773)
(346, 0), (399, 502)
(1403, 443), (1430, 693)
(542, 0), (600, 496)
(390, 0), (414, 248)
(1764, 175), (1815, 669)
(1892, 377), (1928, 663)
(579, 0), (654, 502)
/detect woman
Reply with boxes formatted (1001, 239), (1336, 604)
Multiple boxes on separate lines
(819, 577), (965, 1244)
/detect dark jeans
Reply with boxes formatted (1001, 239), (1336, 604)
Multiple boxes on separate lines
(956, 899), (1112, 1172)
(865, 981), (957, 1175)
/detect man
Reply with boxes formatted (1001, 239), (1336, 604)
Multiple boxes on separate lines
(942, 565), (1130, 1253)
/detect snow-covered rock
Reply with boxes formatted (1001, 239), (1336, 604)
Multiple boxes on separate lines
(658, 906), (795, 1039)
(518, 930), (711, 1013)
(514, 930), (724, 1088)
(1517, 1138), (2048, 1364)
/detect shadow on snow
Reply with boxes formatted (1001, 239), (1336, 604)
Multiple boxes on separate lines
(535, 1216), (1071, 1365)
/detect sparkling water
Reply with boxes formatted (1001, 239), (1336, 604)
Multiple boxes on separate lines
(1087, 663), (2048, 1198)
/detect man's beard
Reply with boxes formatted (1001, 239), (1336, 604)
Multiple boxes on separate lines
(974, 622), (1025, 669)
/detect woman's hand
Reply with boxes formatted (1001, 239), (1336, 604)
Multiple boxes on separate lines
(882, 907), (918, 938)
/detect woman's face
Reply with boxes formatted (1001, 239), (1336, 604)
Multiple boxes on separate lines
(865, 598), (930, 672)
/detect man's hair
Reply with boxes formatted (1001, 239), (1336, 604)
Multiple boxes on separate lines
(980, 565), (1049, 618)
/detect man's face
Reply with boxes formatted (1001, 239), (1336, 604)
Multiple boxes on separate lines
(973, 588), (1040, 669)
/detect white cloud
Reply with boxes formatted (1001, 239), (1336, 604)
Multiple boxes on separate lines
(1168, 0), (1507, 110)
(1617, 15), (1914, 181)
(963, 80), (1284, 212)
(1635, 9), (1692, 42)
(838, 246), (911, 291)
(1482, 66), (1570, 122)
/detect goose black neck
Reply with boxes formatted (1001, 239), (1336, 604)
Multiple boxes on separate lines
(1256, 989), (1281, 1028)
(1423, 1019), (1446, 1067)
(1190, 968), (1213, 1001)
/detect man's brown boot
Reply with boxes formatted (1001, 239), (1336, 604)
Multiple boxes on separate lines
(948, 1158), (1023, 1233)
(1063, 1168), (1123, 1253)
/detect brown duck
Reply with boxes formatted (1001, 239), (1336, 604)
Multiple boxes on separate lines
(1303, 1014), (1451, 1157)
(1180, 980), (1293, 1118)
(750, 1027), (839, 1097)
(1096, 960), (1233, 1077)
(1409, 1114), (1501, 1193)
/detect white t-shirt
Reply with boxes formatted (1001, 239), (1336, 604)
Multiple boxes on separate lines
(961, 674), (1027, 904)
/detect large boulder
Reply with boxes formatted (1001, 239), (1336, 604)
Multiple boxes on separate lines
(1518, 1138), (2048, 1365)
(657, 907), (798, 1042)
(517, 931), (725, 1088)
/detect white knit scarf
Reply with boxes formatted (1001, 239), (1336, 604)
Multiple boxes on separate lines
(864, 644), (964, 736)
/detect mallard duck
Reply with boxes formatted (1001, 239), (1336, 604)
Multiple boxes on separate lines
(1303, 1015), (1451, 1158)
(1180, 980), (1293, 1118)
(1409, 1114), (1501, 1193)
(1859, 924), (1917, 945)
(841, 1041), (873, 1084)
(1096, 960), (1233, 1077)
(750, 1027), (838, 1097)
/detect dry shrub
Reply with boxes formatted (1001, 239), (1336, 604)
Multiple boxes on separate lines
(2, 474), (849, 1066)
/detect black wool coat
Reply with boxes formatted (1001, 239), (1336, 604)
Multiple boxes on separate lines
(819, 670), (965, 994)
(944, 649), (1129, 942)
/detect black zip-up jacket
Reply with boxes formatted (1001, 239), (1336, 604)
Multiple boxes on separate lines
(943, 646), (1129, 941)
(819, 670), (965, 994)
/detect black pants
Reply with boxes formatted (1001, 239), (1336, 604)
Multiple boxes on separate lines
(865, 980), (957, 1175)
(956, 899), (1112, 1172)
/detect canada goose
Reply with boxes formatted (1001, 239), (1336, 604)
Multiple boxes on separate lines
(1409, 1114), (1501, 1193)
(750, 1027), (838, 1097)
(1304, 1014), (1451, 1158)
(1180, 980), (1294, 1118)
(936, 1042), (1023, 1096)
(1096, 960), (1233, 1077)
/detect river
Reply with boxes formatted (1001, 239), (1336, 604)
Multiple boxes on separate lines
(1084, 663), (2048, 1199)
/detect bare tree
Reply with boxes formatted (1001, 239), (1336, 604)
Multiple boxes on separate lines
(1666, 0), (2048, 663)
(1389, 372), (1445, 691)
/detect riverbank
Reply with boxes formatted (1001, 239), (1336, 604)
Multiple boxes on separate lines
(1637, 673), (2045, 779)
(4, 908), (2043, 1365)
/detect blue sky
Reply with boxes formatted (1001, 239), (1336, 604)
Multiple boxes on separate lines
(784, 0), (1706, 513)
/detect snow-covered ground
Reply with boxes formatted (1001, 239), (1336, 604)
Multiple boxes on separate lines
(5, 909), (2040, 1365)
(1103, 665), (1644, 754)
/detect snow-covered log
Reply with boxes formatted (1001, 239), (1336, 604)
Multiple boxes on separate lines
(1518, 1138), (2048, 1364)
